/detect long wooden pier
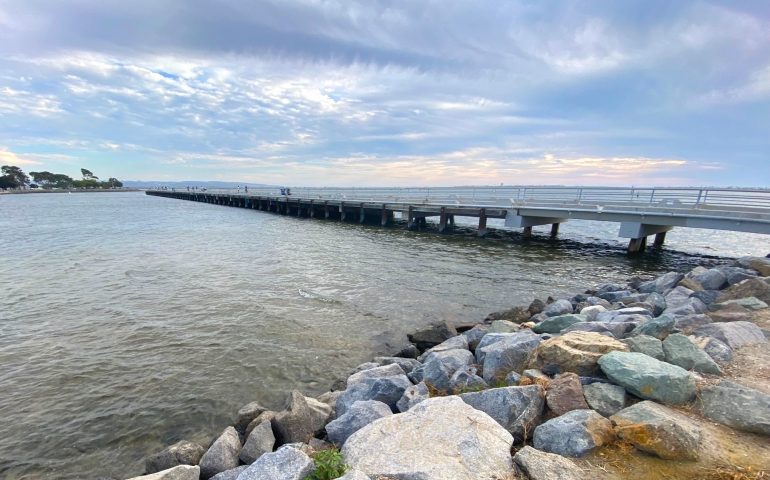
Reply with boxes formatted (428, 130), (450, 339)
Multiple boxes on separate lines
(146, 186), (770, 253)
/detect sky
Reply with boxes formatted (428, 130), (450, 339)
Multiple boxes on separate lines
(0, 1), (768, 187)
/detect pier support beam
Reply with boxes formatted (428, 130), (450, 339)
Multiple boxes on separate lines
(550, 223), (560, 237)
(407, 206), (416, 230)
(478, 209), (488, 237)
(309, 200), (315, 218)
(628, 236), (648, 254)
(359, 204), (365, 224)
(380, 205), (389, 226)
(324, 202), (330, 219)
(438, 207), (448, 233)
(522, 226), (532, 238)
(340, 202), (346, 222)
(654, 231), (667, 247)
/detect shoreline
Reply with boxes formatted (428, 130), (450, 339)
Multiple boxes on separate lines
(127, 254), (770, 480)
(0, 188), (141, 195)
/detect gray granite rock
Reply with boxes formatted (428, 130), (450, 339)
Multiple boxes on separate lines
(673, 314), (712, 334)
(694, 321), (767, 349)
(199, 427), (241, 480)
(622, 335), (665, 360)
(597, 290), (634, 303)
(582, 382), (626, 417)
(449, 366), (488, 392)
(239, 420), (274, 464)
(396, 381), (430, 412)
(645, 292), (667, 316)
(639, 272), (684, 294)
(598, 351), (696, 405)
(546, 373), (589, 416)
(563, 321), (636, 339)
(543, 299), (574, 317)
(336, 470), (371, 480)
(481, 331), (543, 382)
(690, 336), (733, 364)
(418, 335), (470, 360)
(461, 324), (489, 350)
(407, 321), (458, 352)
(690, 290), (720, 307)
(234, 402), (267, 434)
(513, 446), (588, 480)
(715, 297), (769, 311)
(595, 308), (652, 323)
(236, 445), (314, 480)
(326, 400), (393, 446)
(127, 465), (200, 480)
(336, 374), (412, 416)
(533, 410), (614, 457)
(145, 440), (206, 474)
(347, 363), (406, 387)
(459, 385), (545, 440)
(413, 348), (474, 391)
(489, 319), (521, 333)
(273, 391), (332, 445)
(579, 305), (607, 321)
(662, 333), (722, 375)
(611, 401), (702, 460)
(342, 396), (515, 480)
(372, 356), (421, 375)
(691, 269), (727, 290)
(698, 381), (770, 435)
(210, 466), (247, 480)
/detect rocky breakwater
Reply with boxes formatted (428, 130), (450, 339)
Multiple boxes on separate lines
(127, 255), (770, 480)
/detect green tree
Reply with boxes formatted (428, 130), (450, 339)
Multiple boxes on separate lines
(0, 175), (19, 189)
(106, 177), (123, 188)
(81, 168), (98, 180)
(1, 165), (29, 186)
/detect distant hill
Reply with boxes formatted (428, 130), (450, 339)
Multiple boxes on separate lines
(122, 180), (277, 189)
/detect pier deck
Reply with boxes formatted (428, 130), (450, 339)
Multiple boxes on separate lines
(146, 186), (770, 253)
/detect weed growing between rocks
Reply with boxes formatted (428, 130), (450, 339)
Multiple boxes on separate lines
(304, 448), (348, 480)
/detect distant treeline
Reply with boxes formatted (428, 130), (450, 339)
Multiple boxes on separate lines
(0, 166), (123, 190)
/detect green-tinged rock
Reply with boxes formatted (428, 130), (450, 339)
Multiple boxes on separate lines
(698, 381), (770, 435)
(533, 314), (587, 334)
(610, 401), (702, 460)
(597, 351), (696, 405)
(622, 335), (664, 360)
(713, 297), (768, 311)
(629, 315), (675, 340)
(583, 382), (626, 417)
(662, 334), (722, 375)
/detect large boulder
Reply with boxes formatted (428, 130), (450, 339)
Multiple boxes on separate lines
(449, 366), (488, 392)
(417, 335), (469, 359)
(210, 466), (247, 480)
(459, 385), (545, 440)
(273, 390), (332, 445)
(579, 305), (607, 321)
(373, 356), (421, 375)
(707, 303), (752, 323)
(234, 402), (267, 434)
(628, 314), (675, 340)
(342, 396), (515, 480)
(486, 305), (531, 323)
(610, 401), (702, 460)
(412, 348), (474, 391)
(622, 335), (664, 360)
(396, 381), (430, 412)
(664, 286), (695, 309)
(546, 373), (589, 416)
(127, 465), (200, 480)
(690, 268), (728, 290)
(582, 383), (626, 417)
(481, 331), (543, 382)
(533, 314), (586, 334)
(698, 381), (770, 435)
(543, 299), (574, 317)
(239, 420), (275, 464)
(562, 321), (637, 339)
(336, 471), (371, 480)
(533, 410), (614, 457)
(693, 322), (766, 350)
(528, 332), (629, 376)
(737, 256), (770, 276)
(336, 373), (412, 416)
(513, 446), (588, 480)
(326, 400), (393, 446)
(598, 352), (695, 405)
(461, 325), (490, 350)
(199, 427), (241, 480)
(639, 272), (684, 294)
(673, 314), (712, 334)
(489, 320), (521, 333)
(145, 440), (206, 474)
(662, 334), (721, 375)
(690, 336), (733, 364)
(347, 364), (405, 387)
(718, 277), (770, 304)
(714, 297), (769, 311)
(408, 322), (458, 351)
(236, 445), (314, 480)
(595, 308), (652, 323)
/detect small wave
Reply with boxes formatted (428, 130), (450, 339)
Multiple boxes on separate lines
(297, 288), (342, 304)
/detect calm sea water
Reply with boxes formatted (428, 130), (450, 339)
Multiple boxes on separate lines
(0, 191), (767, 479)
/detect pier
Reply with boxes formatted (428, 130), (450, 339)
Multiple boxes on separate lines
(146, 186), (770, 253)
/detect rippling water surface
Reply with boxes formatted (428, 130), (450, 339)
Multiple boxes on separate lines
(0, 191), (767, 479)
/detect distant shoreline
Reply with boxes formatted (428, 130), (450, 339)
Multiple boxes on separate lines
(0, 188), (142, 195)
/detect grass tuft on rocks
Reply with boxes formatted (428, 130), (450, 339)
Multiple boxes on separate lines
(304, 447), (348, 480)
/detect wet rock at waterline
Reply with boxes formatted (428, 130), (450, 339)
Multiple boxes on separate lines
(144, 440), (206, 474)
(199, 427), (241, 480)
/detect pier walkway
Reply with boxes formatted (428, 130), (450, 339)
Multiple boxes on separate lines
(146, 186), (770, 253)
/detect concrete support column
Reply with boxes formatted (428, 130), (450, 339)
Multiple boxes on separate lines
(380, 205), (389, 226)
(654, 231), (667, 247)
(297, 200), (302, 217)
(407, 206), (416, 230)
(324, 202), (330, 219)
(522, 226), (533, 238)
(438, 207), (448, 233)
(359, 204), (365, 224)
(340, 202), (346, 222)
(550, 223), (560, 237)
(628, 237), (648, 254)
(449, 215), (455, 227)
(309, 200), (315, 218)
(478, 208), (488, 237)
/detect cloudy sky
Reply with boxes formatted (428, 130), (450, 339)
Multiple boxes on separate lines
(0, 1), (768, 186)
